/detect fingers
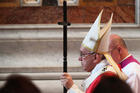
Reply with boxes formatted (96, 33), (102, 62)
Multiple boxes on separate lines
(60, 73), (70, 84)
(60, 73), (69, 79)
(60, 73), (74, 89)
(62, 72), (69, 76)
(60, 79), (68, 85)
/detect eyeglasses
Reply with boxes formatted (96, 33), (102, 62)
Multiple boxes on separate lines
(80, 52), (96, 58)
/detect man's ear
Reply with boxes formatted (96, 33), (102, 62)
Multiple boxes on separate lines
(93, 54), (101, 64)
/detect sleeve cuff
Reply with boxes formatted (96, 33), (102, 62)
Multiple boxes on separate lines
(67, 84), (79, 93)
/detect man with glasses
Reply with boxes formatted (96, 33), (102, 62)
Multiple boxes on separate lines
(60, 46), (113, 93)
(109, 34), (140, 93)
(60, 10), (125, 93)
(79, 46), (106, 73)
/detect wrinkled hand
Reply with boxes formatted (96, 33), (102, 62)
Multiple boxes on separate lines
(60, 72), (74, 89)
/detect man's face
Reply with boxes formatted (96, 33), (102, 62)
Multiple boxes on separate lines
(78, 46), (96, 72)
(109, 43), (121, 63)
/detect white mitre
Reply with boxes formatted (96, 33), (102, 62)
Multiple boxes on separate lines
(82, 9), (110, 53)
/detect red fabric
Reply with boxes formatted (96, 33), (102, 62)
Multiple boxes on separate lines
(86, 71), (116, 93)
(117, 64), (122, 71)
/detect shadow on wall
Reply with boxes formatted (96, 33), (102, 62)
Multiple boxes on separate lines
(42, 0), (58, 6)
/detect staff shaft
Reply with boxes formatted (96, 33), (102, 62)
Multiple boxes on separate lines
(63, 1), (68, 93)
(63, 0), (67, 73)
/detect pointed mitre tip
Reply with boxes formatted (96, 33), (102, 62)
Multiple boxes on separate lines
(99, 9), (104, 16)
(95, 9), (104, 24)
(110, 13), (113, 22)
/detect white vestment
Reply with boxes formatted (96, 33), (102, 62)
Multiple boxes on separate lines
(67, 60), (116, 93)
(121, 58), (140, 93)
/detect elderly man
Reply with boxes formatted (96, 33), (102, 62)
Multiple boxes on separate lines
(109, 34), (140, 93)
(60, 10), (125, 93)
(60, 48), (115, 93)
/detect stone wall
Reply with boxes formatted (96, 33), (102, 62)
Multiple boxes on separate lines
(0, 25), (140, 93)
(0, 0), (135, 24)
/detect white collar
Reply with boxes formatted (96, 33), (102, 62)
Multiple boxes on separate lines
(120, 54), (131, 63)
(91, 59), (107, 74)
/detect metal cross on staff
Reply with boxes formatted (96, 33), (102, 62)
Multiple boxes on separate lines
(58, 0), (71, 93)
